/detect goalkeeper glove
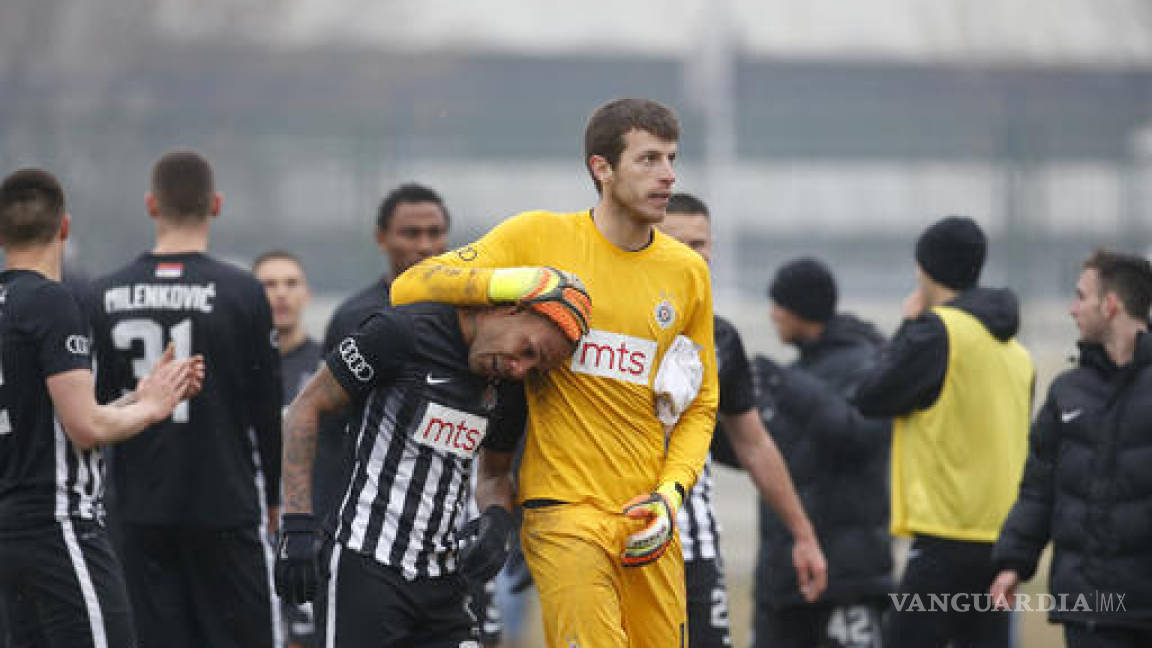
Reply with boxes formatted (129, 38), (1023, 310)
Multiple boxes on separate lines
(457, 506), (515, 584)
(621, 481), (684, 567)
(274, 513), (321, 605)
(487, 267), (591, 342)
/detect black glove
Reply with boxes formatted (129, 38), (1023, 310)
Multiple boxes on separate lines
(275, 513), (320, 605)
(457, 506), (514, 584)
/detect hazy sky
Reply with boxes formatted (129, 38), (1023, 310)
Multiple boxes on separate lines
(153, 0), (1152, 66)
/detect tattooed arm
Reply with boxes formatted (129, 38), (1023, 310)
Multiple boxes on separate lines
(282, 365), (351, 514)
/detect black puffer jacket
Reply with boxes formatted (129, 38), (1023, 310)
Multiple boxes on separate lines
(753, 314), (893, 608)
(994, 331), (1152, 629)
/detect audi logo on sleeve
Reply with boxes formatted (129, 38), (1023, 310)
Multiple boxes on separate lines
(65, 335), (91, 355)
(414, 402), (489, 458)
(569, 329), (657, 385)
(338, 338), (374, 382)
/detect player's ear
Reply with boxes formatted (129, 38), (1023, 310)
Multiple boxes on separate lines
(145, 192), (160, 220)
(59, 213), (71, 241)
(209, 192), (223, 218)
(589, 155), (613, 187)
(1103, 291), (1121, 319)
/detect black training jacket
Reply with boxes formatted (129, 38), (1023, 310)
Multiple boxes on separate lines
(753, 314), (893, 608)
(993, 331), (1152, 629)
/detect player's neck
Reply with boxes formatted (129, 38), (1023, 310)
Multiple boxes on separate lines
(153, 221), (210, 254)
(4, 243), (62, 281)
(591, 200), (654, 252)
(925, 283), (958, 308)
(1103, 317), (1146, 367)
(278, 327), (308, 354)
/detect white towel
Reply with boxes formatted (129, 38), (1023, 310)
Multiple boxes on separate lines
(653, 335), (704, 426)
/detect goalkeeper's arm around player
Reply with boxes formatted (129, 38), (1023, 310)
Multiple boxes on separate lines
(394, 262), (583, 311)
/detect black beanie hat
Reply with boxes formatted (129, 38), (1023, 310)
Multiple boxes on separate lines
(769, 257), (837, 323)
(915, 216), (986, 291)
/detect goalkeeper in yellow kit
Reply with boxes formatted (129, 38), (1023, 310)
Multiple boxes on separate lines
(391, 98), (716, 646)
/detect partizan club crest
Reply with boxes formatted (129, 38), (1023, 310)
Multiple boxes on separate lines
(654, 299), (676, 330)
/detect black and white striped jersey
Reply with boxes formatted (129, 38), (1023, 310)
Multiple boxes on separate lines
(0, 270), (100, 529)
(680, 458), (721, 561)
(326, 303), (526, 581)
(679, 315), (756, 563)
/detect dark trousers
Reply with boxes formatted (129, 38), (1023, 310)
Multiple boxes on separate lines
(316, 543), (479, 648)
(0, 520), (136, 648)
(1064, 622), (1152, 648)
(886, 535), (1010, 648)
(685, 557), (733, 648)
(754, 598), (886, 648)
(119, 523), (275, 648)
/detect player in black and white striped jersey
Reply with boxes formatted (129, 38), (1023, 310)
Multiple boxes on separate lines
(659, 193), (827, 648)
(677, 317), (756, 568)
(275, 280), (590, 646)
(673, 314), (767, 647)
(678, 451), (722, 565)
(0, 168), (202, 648)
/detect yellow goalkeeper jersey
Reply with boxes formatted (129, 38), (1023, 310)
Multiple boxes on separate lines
(391, 209), (718, 512)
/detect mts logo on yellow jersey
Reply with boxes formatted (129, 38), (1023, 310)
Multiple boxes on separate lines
(414, 403), (489, 458)
(570, 329), (658, 385)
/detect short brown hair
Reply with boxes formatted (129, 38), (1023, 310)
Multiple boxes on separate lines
(0, 168), (65, 246)
(584, 98), (679, 193)
(151, 150), (214, 222)
(666, 192), (709, 219)
(1083, 248), (1152, 320)
(252, 249), (305, 274)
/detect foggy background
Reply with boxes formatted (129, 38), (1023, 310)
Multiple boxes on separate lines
(4, 1), (1151, 644)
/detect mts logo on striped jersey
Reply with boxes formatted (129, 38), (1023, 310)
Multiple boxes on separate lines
(414, 403), (488, 458)
(570, 330), (658, 385)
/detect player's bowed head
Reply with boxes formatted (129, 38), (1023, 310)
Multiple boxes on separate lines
(463, 271), (591, 381)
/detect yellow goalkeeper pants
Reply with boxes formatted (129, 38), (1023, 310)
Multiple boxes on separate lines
(521, 502), (687, 648)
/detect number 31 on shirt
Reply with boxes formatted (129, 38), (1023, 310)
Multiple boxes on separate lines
(111, 317), (192, 423)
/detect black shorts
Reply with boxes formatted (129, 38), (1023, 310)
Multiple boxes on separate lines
(316, 543), (480, 647)
(0, 519), (136, 647)
(685, 557), (733, 648)
(119, 523), (277, 648)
